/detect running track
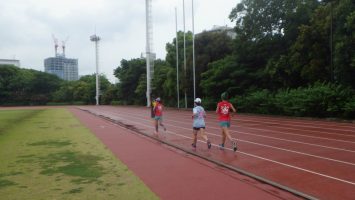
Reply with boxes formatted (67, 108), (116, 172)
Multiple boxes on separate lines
(77, 105), (355, 200)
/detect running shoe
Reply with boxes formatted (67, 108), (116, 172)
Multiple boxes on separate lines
(207, 140), (211, 149)
(232, 141), (237, 152)
(219, 143), (224, 150)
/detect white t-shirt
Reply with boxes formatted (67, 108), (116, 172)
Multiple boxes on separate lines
(193, 106), (206, 128)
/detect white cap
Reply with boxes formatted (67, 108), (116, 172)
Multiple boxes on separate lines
(156, 97), (161, 102)
(194, 98), (201, 103)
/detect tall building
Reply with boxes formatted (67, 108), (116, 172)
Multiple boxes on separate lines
(0, 59), (20, 67)
(44, 55), (78, 81)
(44, 35), (79, 81)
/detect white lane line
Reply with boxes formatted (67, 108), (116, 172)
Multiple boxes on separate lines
(173, 112), (355, 135)
(235, 116), (355, 130)
(98, 108), (355, 165)
(165, 122), (355, 167)
(109, 108), (355, 153)
(86, 108), (355, 187)
(230, 125), (355, 144)
(236, 123), (355, 138)
(164, 115), (355, 144)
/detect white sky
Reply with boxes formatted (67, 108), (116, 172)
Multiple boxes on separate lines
(0, 0), (240, 82)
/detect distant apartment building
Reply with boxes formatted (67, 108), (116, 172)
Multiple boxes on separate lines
(44, 56), (78, 81)
(0, 59), (20, 67)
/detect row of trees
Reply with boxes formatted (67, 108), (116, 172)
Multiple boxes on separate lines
(114, 0), (355, 118)
(1, 0), (354, 118)
(0, 65), (116, 105)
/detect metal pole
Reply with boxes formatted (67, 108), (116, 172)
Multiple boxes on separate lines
(330, 1), (334, 82)
(183, 0), (187, 108)
(90, 34), (100, 106)
(145, 0), (152, 107)
(175, 7), (180, 108)
(192, 0), (196, 100)
(95, 40), (99, 105)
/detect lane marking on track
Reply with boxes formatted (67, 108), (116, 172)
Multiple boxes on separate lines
(163, 121), (355, 166)
(122, 110), (355, 154)
(165, 116), (355, 144)
(173, 112), (355, 136)
(103, 108), (355, 159)
(174, 110), (355, 130)
(234, 116), (355, 131)
(87, 110), (318, 200)
(170, 118), (355, 153)
(82, 108), (355, 187)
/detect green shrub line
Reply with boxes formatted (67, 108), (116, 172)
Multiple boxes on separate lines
(1, 82), (354, 119)
(232, 82), (355, 119)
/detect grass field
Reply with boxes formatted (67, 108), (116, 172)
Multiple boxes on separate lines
(0, 108), (158, 200)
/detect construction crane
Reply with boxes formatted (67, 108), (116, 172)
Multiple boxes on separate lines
(62, 36), (69, 57)
(52, 34), (59, 56)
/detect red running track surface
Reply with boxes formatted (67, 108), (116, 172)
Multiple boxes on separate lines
(70, 107), (301, 200)
(75, 106), (355, 200)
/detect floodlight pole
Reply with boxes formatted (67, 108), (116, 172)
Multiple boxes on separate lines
(192, 0), (196, 100)
(145, 0), (154, 107)
(90, 34), (101, 106)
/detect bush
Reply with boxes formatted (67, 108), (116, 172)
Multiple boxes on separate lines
(342, 96), (355, 119)
(234, 90), (277, 114)
(234, 82), (355, 119)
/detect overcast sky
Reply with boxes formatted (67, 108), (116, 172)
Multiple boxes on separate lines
(0, 0), (240, 82)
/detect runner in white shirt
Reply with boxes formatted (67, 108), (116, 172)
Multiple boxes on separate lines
(192, 98), (211, 149)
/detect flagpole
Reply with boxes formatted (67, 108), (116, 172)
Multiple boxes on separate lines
(175, 7), (180, 108)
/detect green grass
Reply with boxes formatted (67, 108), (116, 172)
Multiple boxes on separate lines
(0, 108), (158, 200)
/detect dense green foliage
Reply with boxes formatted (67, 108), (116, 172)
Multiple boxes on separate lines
(1, 0), (354, 118)
(112, 0), (354, 118)
(0, 65), (116, 105)
(233, 82), (355, 118)
(52, 74), (114, 105)
(0, 65), (62, 105)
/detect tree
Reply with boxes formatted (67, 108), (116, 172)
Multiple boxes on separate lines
(75, 74), (111, 104)
(165, 30), (234, 106)
(0, 65), (62, 105)
(29, 70), (62, 104)
(229, 0), (321, 90)
(151, 59), (176, 106)
(114, 58), (146, 104)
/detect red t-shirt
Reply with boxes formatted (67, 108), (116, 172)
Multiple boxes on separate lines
(154, 103), (163, 116)
(217, 101), (233, 121)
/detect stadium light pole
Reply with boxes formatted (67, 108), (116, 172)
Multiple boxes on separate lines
(192, 0), (196, 100)
(90, 34), (101, 106)
(175, 7), (180, 108)
(145, 0), (154, 107)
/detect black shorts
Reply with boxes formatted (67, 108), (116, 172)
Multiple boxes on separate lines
(193, 127), (205, 131)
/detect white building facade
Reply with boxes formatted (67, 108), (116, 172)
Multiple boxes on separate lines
(0, 59), (20, 67)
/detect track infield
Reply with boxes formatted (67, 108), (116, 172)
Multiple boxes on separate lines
(0, 108), (158, 200)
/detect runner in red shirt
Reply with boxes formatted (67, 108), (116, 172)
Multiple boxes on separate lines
(153, 97), (167, 137)
(216, 92), (237, 151)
